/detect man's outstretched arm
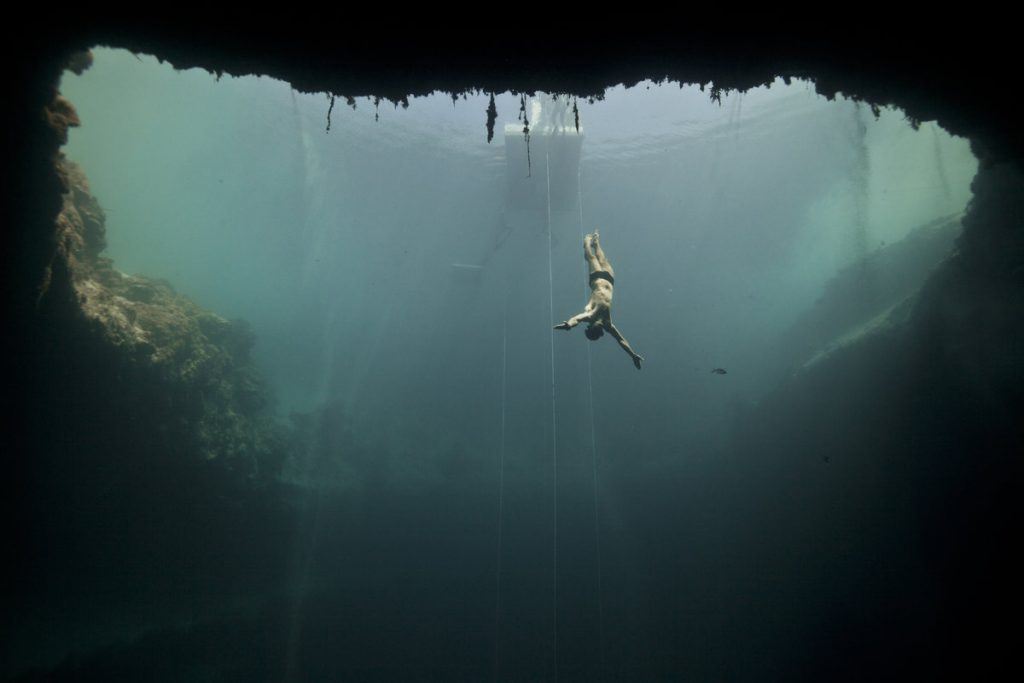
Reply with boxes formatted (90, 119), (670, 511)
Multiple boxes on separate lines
(555, 307), (594, 330)
(608, 323), (644, 369)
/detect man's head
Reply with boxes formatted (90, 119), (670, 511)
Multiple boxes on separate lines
(585, 323), (604, 341)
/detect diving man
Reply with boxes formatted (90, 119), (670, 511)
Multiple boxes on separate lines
(555, 231), (644, 370)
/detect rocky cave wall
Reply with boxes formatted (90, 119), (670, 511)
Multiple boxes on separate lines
(47, 157), (285, 473)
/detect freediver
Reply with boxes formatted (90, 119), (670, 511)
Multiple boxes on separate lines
(555, 231), (644, 370)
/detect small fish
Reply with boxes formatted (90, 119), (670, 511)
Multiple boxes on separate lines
(711, 368), (727, 375)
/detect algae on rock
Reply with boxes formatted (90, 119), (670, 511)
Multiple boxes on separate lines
(48, 159), (286, 481)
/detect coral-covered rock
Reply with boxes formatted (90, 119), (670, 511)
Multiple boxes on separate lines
(48, 159), (285, 478)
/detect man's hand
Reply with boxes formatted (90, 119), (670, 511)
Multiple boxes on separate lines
(633, 354), (644, 370)
(554, 321), (571, 330)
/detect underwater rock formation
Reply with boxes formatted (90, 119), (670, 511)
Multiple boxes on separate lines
(44, 158), (285, 478)
(1, 152), (295, 679)
(729, 161), (1024, 680)
(778, 215), (963, 374)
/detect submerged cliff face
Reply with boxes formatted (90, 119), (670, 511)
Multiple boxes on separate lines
(46, 159), (286, 476)
(6, 153), (294, 660)
(728, 160), (1024, 680)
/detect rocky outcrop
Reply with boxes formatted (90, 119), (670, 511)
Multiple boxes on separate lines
(728, 161), (1024, 680)
(1, 152), (295, 679)
(42, 158), (285, 479)
(777, 215), (962, 375)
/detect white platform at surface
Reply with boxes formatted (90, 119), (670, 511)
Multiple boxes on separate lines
(504, 121), (583, 211)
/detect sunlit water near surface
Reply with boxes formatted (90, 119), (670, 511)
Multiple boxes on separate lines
(15, 46), (979, 680)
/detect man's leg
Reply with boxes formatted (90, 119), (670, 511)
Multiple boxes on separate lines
(583, 233), (601, 272)
(591, 231), (614, 275)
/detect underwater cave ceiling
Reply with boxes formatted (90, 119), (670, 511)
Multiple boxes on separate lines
(23, 21), (1024, 164)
